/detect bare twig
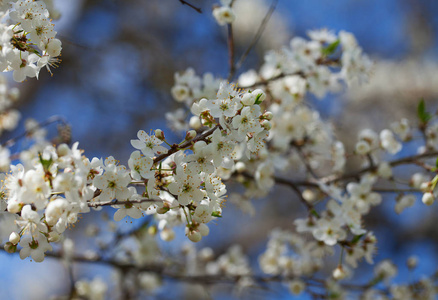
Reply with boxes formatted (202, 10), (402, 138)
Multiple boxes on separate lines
(88, 198), (165, 208)
(1, 115), (68, 148)
(153, 125), (219, 164)
(179, 0), (202, 13)
(227, 24), (236, 81)
(1, 244), (434, 297)
(323, 150), (438, 185)
(234, 0), (278, 74)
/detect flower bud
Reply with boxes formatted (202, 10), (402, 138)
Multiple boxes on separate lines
(355, 140), (370, 155)
(332, 265), (347, 280)
(187, 229), (202, 243)
(262, 111), (273, 120)
(57, 143), (70, 157)
(253, 89), (266, 103)
(148, 225), (158, 236)
(422, 192), (435, 206)
(155, 129), (165, 140)
(157, 206), (170, 214)
(185, 130), (197, 141)
(261, 120), (272, 131)
(160, 228), (175, 241)
(407, 256), (418, 270)
(302, 189), (316, 203)
(48, 231), (61, 242)
(198, 223), (210, 236)
(235, 162), (246, 173)
(7, 201), (21, 214)
(420, 182), (431, 193)
(46, 38), (62, 57)
(189, 116), (202, 130)
(258, 148), (268, 160)
(9, 87), (19, 101)
(377, 162), (392, 179)
(4, 242), (16, 253)
(9, 232), (20, 245)
(288, 279), (305, 295)
(241, 93), (255, 106)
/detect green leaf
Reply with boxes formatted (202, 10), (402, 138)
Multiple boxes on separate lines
(436, 157), (438, 168)
(211, 212), (222, 218)
(417, 98), (432, 123)
(254, 93), (263, 105)
(38, 153), (53, 172)
(322, 39), (340, 56)
(351, 234), (364, 244)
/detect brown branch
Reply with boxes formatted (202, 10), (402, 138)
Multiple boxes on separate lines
(323, 150), (438, 185)
(88, 198), (165, 208)
(227, 24), (236, 81)
(1, 244), (434, 297)
(153, 125), (219, 164)
(179, 0), (202, 13)
(1, 115), (68, 148)
(240, 72), (303, 89)
(234, 0), (278, 74)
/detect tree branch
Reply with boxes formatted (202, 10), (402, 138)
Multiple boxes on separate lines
(178, 0), (202, 14)
(227, 24), (236, 81)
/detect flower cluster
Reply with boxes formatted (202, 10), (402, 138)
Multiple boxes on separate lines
(0, 3), (437, 299)
(0, 81), (272, 261)
(0, 0), (62, 82)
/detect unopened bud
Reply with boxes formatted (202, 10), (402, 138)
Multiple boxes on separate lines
(198, 223), (210, 236)
(155, 129), (165, 140)
(407, 256), (418, 270)
(355, 140), (370, 155)
(160, 228), (175, 241)
(420, 182), (431, 193)
(57, 143), (70, 157)
(189, 116), (202, 130)
(302, 189), (316, 203)
(261, 120), (272, 130)
(422, 192), (435, 206)
(48, 231), (61, 243)
(9, 232), (20, 245)
(185, 130), (197, 141)
(253, 89), (266, 103)
(157, 203), (170, 214)
(148, 225), (158, 236)
(262, 111), (273, 120)
(288, 279), (305, 295)
(187, 229), (202, 243)
(235, 162), (246, 173)
(9, 87), (19, 101)
(7, 201), (21, 214)
(241, 93), (255, 106)
(4, 242), (16, 253)
(332, 265), (347, 280)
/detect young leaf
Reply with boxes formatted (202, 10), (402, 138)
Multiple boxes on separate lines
(322, 39), (340, 56)
(417, 98), (432, 123)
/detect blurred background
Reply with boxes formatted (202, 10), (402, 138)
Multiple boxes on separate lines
(1, 0), (438, 299)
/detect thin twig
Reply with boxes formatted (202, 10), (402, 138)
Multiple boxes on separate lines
(1, 115), (68, 148)
(179, 0), (202, 13)
(323, 150), (438, 185)
(88, 198), (165, 208)
(153, 125), (219, 164)
(227, 24), (236, 81)
(234, 0), (278, 75)
(1, 244), (433, 296)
